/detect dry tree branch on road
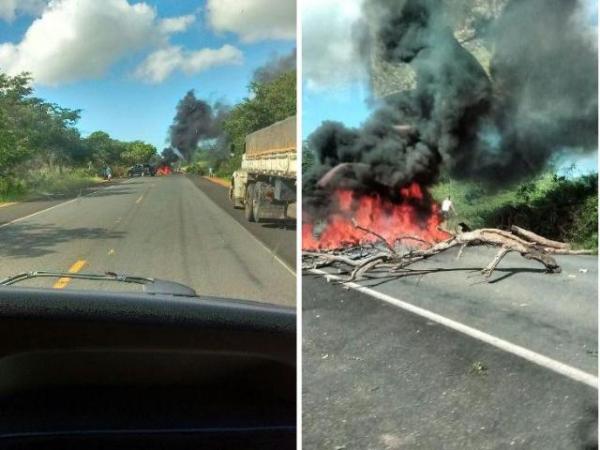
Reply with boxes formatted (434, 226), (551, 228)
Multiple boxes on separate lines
(302, 225), (595, 283)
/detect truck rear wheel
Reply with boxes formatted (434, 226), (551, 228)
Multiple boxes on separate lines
(245, 184), (255, 222)
(230, 182), (244, 209)
(252, 193), (261, 223)
(228, 182), (236, 205)
(253, 182), (267, 223)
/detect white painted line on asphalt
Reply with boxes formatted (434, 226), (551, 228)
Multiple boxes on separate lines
(310, 268), (599, 389)
(233, 219), (296, 278)
(188, 177), (296, 277)
(0, 198), (79, 229)
(0, 178), (137, 230)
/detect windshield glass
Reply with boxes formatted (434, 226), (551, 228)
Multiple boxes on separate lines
(0, 0), (296, 307)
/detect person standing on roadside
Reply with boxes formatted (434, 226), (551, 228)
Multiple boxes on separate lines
(441, 195), (455, 228)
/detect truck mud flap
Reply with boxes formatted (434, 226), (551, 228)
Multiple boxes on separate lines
(255, 203), (288, 222)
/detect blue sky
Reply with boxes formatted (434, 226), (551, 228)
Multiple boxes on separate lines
(302, 83), (371, 140)
(301, 0), (369, 139)
(0, 0), (295, 150)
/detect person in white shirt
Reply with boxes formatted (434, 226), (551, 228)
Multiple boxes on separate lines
(441, 195), (455, 223)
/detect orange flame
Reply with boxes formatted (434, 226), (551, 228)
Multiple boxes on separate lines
(302, 183), (450, 250)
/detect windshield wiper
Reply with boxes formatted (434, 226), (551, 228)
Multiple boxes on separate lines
(0, 271), (197, 297)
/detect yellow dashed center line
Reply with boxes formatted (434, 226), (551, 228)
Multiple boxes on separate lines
(135, 194), (144, 204)
(53, 260), (87, 289)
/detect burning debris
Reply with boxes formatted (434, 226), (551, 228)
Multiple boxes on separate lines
(303, 0), (597, 263)
(303, 183), (447, 250)
(303, 224), (594, 283)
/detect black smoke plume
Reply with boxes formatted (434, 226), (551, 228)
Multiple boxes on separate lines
(253, 48), (296, 84)
(304, 0), (597, 215)
(169, 90), (229, 162)
(160, 147), (179, 165)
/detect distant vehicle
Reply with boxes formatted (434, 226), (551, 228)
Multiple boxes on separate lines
(144, 164), (157, 176)
(128, 164), (155, 177)
(230, 116), (296, 223)
(127, 164), (144, 177)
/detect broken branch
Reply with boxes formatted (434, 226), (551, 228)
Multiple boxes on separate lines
(302, 225), (591, 282)
(510, 225), (570, 250)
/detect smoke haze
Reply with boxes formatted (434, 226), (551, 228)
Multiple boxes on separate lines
(304, 0), (597, 213)
(253, 48), (296, 84)
(169, 90), (229, 161)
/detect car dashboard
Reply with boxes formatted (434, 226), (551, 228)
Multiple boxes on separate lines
(0, 287), (296, 449)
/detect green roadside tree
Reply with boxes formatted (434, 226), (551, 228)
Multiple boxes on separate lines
(220, 70), (296, 175)
(121, 141), (157, 165)
(0, 73), (35, 172)
(84, 131), (128, 167)
(302, 140), (315, 173)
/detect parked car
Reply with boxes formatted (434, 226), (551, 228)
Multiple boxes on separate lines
(144, 164), (157, 176)
(128, 164), (155, 177)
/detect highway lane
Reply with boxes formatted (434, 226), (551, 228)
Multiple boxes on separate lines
(186, 175), (296, 270)
(311, 247), (597, 374)
(303, 249), (597, 448)
(0, 175), (295, 306)
(303, 277), (597, 449)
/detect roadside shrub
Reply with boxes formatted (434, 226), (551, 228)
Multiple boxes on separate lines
(216, 154), (242, 178)
(0, 176), (26, 201)
(0, 168), (102, 201)
(110, 165), (127, 177)
(569, 194), (598, 251)
(186, 163), (206, 175)
(432, 172), (598, 250)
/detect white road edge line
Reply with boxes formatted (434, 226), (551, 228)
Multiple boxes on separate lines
(0, 198), (79, 229)
(187, 177), (295, 277)
(310, 268), (598, 390)
(231, 217), (296, 278)
(0, 179), (136, 230)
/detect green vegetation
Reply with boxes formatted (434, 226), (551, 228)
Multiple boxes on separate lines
(120, 141), (157, 166)
(185, 161), (208, 176)
(432, 171), (598, 250)
(302, 141), (315, 174)
(0, 169), (100, 202)
(194, 70), (296, 178)
(0, 72), (157, 201)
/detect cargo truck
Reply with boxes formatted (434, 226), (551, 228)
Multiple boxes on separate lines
(229, 116), (296, 222)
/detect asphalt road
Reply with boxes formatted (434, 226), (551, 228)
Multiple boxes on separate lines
(0, 175), (295, 306)
(303, 248), (597, 449)
(186, 175), (296, 269)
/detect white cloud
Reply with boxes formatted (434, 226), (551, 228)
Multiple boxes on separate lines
(134, 44), (243, 84)
(159, 14), (195, 34)
(303, 0), (366, 91)
(206, 0), (295, 42)
(0, 0), (47, 22)
(0, 0), (226, 86)
(0, 0), (160, 85)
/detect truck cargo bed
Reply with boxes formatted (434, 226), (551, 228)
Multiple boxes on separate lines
(245, 117), (296, 158)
